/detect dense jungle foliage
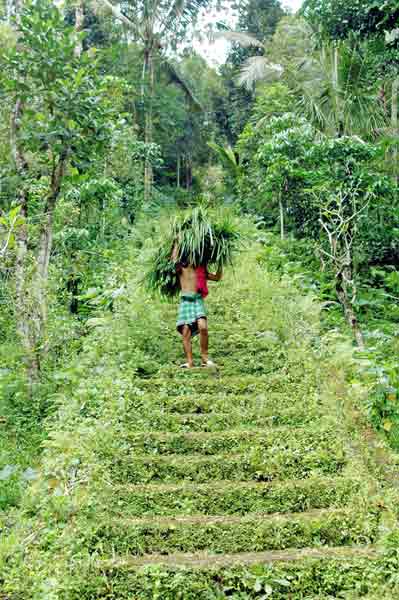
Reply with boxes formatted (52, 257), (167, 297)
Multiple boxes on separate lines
(0, 0), (399, 596)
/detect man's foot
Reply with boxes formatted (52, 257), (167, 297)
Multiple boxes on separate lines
(201, 359), (217, 368)
(180, 362), (194, 369)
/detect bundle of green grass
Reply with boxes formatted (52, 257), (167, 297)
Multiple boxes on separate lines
(146, 207), (241, 298)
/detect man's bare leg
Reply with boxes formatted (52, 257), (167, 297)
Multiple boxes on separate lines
(182, 325), (194, 368)
(198, 318), (209, 365)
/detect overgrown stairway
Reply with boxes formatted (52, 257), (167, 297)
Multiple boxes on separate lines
(91, 368), (381, 597)
(2, 247), (397, 599)
(86, 250), (391, 599)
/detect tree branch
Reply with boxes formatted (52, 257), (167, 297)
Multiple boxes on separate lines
(96, 0), (136, 30)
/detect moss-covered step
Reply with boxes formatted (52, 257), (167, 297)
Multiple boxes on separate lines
(102, 544), (378, 569)
(123, 408), (323, 433)
(125, 389), (320, 416)
(80, 547), (385, 600)
(132, 373), (317, 397)
(123, 423), (343, 456)
(105, 476), (363, 517)
(109, 443), (346, 484)
(89, 508), (380, 556)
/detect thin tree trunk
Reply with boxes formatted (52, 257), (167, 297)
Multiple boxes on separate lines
(392, 78), (399, 183)
(279, 195), (285, 240)
(177, 155), (180, 188)
(6, 0), (13, 22)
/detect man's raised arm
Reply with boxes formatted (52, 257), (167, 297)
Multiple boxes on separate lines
(171, 243), (179, 262)
(207, 268), (223, 282)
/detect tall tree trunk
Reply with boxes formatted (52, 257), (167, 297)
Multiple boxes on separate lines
(336, 263), (364, 350)
(392, 78), (399, 183)
(35, 150), (69, 346)
(11, 98), (40, 384)
(74, 0), (84, 58)
(8, 0), (40, 386)
(185, 155), (193, 189)
(6, 0), (22, 23)
(143, 48), (154, 202)
(332, 45), (343, 136)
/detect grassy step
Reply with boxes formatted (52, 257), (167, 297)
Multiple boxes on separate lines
(91, 508), (380, 556)
(125, 424), (343, 456)
(106, 476), (362, 517)
(102, 544), (378, 569)
(86, 546), (384, 599)
(123, 409), (320, 433)
(126, 409), (323, 433)
(110, 445), (346, 484)
(126, 390), (319, 416)
(159, 359), (287, 377)
(133, 374), (316, 397)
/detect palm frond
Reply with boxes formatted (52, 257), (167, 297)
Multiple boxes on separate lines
(208, 142), (240, 179)
(163, 60), (203, 111)
(160, 0), (205, 35)
(237, 56), (283, 90)
(216, 30), (264, 49)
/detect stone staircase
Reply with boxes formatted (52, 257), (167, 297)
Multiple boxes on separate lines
(81, 252), (393, 599)
(3, 249), (396, 599)
(86, 364), (385, 598)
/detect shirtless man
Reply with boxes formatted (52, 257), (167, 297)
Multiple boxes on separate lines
(173, 251), (222, 368)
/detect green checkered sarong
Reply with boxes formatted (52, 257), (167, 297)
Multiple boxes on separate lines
(177, 292), (207, 337)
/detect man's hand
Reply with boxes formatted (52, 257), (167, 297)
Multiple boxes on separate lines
(207, 268), (223, 282)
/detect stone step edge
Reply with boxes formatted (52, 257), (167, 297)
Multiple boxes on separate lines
(128, 410), (322, 422)
(134, 374), (294, 385)
(121, 448), (341, 466)
(108, 507), (351, 528)
(100, 545), (378, 570)
(112, 475), (355, 494)
(127, 391), (309, 400)
(167, 411), (319, 419)
(127, 424), (336, 441)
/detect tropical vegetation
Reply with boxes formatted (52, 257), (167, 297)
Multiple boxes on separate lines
(1, 0), (399, 597)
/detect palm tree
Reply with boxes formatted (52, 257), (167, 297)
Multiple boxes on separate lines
(98, 0), (206, 199)
(217, 30), (284, 90)
(221, 17), (387, 140)
(296, 41), (387, 139)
